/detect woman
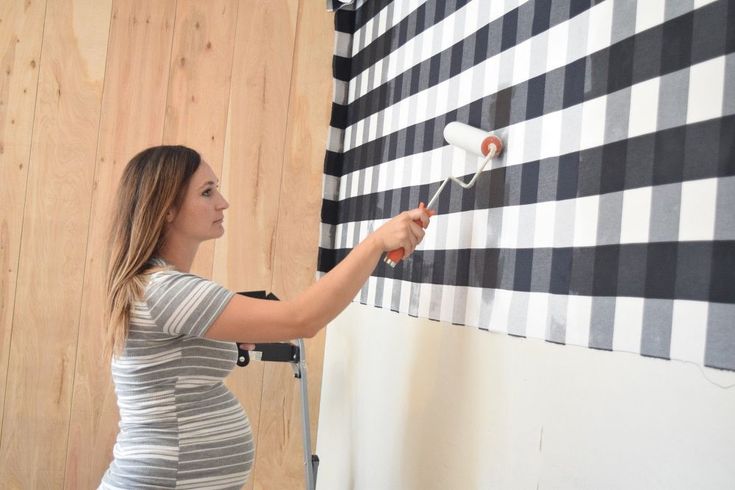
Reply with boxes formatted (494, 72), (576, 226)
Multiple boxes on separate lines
(99, 146), (430, 489)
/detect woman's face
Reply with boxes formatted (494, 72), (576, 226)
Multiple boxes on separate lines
(166, 161), (230, 243)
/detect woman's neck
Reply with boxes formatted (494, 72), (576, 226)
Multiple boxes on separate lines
(158, 238), (199, 273)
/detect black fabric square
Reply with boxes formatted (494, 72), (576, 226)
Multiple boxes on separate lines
(615, 244), (647, 297)
(684, 118), (721, 181)
(675, 242), (712, 302)
(710, 241), (735, 303)
(501, 8), (519, 52)
(483, 248), (500, 289)
(570, 247), (595, 295)
(563, 58), (587, 108)
(607, 36), (634, 93)
(520, 161), (540, 205)
(653, 126), (685, 186)
(492, 87), (513, 130)
(592, 245), (620, 297)
(428, 55), (441, 87)
(600, 140), (627, 195)
(473, 24), (490, 65)
(514, 249), (534, 291)
(645, 243), (677, 299)
(578, 146), (602, 197)
(526, 74), (546, 120)
(556, 152), (579, 200)
(691, 0), (727, 65)
(449, 42), (464, 78)
(454, 249), (471, 287)
(625, 134), (655, 190)
(550, 247), (573, 294)
(631, 25), (662, 83)
(586, 44), (609, 100)
(531, 0), (552, 36)
(569, 0), (592, 18)
(660, 8), (693, 75)
(718, 116), (735, 177)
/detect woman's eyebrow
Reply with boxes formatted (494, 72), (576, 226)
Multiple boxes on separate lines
(198, 180), (219, 189)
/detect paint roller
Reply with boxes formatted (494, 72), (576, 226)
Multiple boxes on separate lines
(383, 122), (504, 267)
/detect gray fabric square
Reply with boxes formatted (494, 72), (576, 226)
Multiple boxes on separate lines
(589, 297), (616, 350)
(715, 176), (735, 240)
(705, 303), (735, 371)
(641, 299), (674, 359)
(649, 183), (681, 243)
(657, 68), (689, 131)
(553, 199), (576, 247)
(537, 156), (559, 203)
(531, 248), (553, 292)
(508, 293), (529, 337)
(604, 88), (631, 143)
(547, 294), (568, 344)
(596, 192), (624, 246)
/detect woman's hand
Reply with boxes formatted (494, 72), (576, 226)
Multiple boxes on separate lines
(371, 205), (432, 258)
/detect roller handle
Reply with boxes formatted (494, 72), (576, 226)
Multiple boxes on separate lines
(383, 202), (434, 268)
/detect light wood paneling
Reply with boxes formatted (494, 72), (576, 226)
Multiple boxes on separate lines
(213, 3), (299, 489)
(1, 0), (334, 487)
(0, 0), (112, 487)
(163, 0), (239, 278)
(63, 2), (176, 487)
(0, 0), (47, 439)
(255, 1), (334, 488)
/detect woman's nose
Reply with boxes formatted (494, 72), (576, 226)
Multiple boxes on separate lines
(217, 191), (229, 210)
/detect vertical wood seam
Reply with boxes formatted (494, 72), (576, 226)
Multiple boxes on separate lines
(0, 0), (51, 445)
(160, 0), (179, 145)
(210, 0), (240, 280)
(255, 1), (303, 487)
(61, 1), (116, 486)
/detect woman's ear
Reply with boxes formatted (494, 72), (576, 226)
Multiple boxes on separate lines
(166, 208), (176, 223)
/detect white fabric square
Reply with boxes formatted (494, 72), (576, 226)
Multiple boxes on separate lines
(573, 195), (599, 247)
(498, 205), (519, 249)
(635, 0), (666, 33)
(488, 289), (512, 334)
(533, 200), (557, 248)
(628, 77), (660, 138)
(620, 186), (652, 244)
(580, 96), (607, 150)
(669, 299), (708, 364)
(679, 178), (717, 241)
(565, 295), (592, 347)
(612, 297), (645, 354)
(687, 56), (726, 124)
(546, 20), (569, 72)
(526, 292), (549, 340)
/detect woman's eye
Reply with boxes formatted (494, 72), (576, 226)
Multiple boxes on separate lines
(202, 189), (212, 197)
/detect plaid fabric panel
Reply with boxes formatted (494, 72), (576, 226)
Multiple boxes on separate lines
(320, 0), (735, 371)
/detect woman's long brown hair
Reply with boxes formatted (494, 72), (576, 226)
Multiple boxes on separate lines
(105, 146), (200, 358)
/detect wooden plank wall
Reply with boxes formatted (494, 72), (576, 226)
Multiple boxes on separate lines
(0, 1), (334, 488)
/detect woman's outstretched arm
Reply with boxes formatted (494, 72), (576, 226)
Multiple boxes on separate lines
(205, 207), (430, 342)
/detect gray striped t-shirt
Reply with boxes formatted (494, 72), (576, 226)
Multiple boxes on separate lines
(100, 267), (254, 489)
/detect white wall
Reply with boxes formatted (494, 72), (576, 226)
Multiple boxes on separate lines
(316, 302), (735, 490)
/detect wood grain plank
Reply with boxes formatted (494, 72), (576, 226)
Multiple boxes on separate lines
(212, 2), (298, 489)
(0, 0), (47, 441)
(62, 2), (176, 488)
(162, 0), (238, 279)
(0, 0), (112, 487)
(256, 1), (334, 488)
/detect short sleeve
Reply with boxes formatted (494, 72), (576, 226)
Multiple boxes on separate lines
(145, 270), (235, 337)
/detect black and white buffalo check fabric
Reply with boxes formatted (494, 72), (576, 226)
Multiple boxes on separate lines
(320, 0), (735, 371)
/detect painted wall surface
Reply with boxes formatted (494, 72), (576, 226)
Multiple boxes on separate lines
(316, 302), (735, 490)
